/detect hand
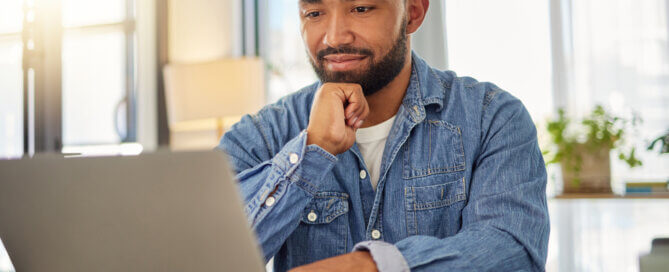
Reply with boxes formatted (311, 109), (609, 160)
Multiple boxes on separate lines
(306, 83), (370, 155)
(288, 251), (378, 272)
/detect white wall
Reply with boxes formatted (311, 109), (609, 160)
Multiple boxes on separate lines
(168, 0), (241, 63)
(166, 0), (243, 150)
(411, 0), (447, 70)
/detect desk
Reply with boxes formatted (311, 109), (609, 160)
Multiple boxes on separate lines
(546, 197), (669, 272)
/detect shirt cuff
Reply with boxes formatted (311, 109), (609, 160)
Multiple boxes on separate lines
(353, 240), (410, 272)
(271, 130), (338, 195)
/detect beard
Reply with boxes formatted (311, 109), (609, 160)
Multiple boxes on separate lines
(309, 21), (408, 96)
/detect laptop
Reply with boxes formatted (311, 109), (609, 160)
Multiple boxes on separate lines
(0, 151), (265, 272)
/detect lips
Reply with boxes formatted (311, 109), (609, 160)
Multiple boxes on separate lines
(322, 54), (368, 71)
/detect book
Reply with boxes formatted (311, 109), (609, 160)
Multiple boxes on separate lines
(625, 181), (668, 195)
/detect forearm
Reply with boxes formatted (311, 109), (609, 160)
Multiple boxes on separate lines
(234, 131), (339, 261)
(357, 192), (547, 272)
(395, 227), (537, 271)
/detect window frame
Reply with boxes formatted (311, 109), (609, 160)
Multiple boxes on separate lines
(20, 0), (138, 155)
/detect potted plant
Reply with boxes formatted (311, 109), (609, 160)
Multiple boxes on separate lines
(544, 105), (642, 194)
(648, 130), (669, 154)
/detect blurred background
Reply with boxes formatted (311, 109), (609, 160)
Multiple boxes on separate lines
(0, 0), (668, 271)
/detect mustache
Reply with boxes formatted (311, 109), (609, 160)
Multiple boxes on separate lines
(316, 46), (374, 61)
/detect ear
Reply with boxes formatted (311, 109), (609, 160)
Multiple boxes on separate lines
(405, 0), (429, 35)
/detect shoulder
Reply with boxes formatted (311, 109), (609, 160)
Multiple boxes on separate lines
(434, 69), (526, 121)
(411, 53), (523, 116)
(426, 67), (533, 141)
(449, 72), (517, 108)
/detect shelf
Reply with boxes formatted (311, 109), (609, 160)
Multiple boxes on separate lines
(553, 193), (669, 199)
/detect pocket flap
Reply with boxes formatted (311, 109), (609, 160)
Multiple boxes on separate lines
(300, 192), (349, 224)
(406, 177), (466, 211)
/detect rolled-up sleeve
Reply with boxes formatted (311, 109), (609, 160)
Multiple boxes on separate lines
(219, 111), (338, 262)
(353, 241), (410, 272)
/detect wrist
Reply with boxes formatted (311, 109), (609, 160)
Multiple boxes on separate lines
(306, 128), (337, 155)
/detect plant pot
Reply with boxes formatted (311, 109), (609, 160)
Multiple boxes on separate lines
(561, 144), (612, 194)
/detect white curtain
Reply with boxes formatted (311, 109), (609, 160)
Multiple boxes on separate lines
(412, 0), (448, 70)
(442, 0), (554, 123)
(563, 0), (669, 182)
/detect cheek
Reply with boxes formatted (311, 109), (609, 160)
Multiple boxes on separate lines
(301, 25), (324, 60)
(351, 22), (398, 54)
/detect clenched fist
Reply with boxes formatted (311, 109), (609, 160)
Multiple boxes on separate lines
(306, 83), (370, 155)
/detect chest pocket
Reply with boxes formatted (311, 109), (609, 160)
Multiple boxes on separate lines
(282, 192), (350, 268)
(404, 177), (466, 236)
(300, 192), (349, 225)
(402, 120), (467, 236)
(403, 120), (465, 179)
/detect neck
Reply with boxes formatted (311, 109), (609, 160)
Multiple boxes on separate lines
(360, 52), (413, 128)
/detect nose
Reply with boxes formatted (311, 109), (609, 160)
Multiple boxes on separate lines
(323, 10), (354, 48)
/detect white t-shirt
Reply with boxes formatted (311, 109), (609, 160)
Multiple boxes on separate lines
(355, 115), (396, 191)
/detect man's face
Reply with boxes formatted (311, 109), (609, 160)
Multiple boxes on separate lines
(299, 0), (409, 96)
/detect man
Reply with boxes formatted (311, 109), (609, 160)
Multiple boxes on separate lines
(218, 0), (550, 271)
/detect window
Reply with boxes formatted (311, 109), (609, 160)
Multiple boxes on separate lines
(567, 0), (669, 183)
(261, 0), (317, 103)
(0, 0), (138, 157)
(0, 0), (24, 159)
(444, 0), (554, 123)
(445, 0), (669, 187)
(62, 0), (136, 146)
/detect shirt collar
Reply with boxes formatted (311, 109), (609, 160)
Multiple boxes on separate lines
(401, 51), (447, 122)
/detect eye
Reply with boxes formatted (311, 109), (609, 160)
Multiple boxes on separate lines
(353, 6), (374, 13)
(305, 11), (322, 18)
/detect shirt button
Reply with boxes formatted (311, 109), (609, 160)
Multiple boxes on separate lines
(289, 153), (299, 164)
(307, 211), (318, 222)
(264, 196), (276, 207)
(359, 170), (367, 179)
(371, 229), (381, 240)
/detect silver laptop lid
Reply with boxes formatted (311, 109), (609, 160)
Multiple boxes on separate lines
(0, 151), (265, 272)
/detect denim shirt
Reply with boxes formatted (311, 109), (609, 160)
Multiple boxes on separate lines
(218, 52), (550, 272)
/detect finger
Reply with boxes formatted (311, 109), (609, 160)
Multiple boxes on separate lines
(349, 101), (369, 129)
(354, 119), (364, 129)
(343, 84), (365, 107)
(344, 101), (361, 120)
(346, 86), (368, 120)
(335, 85), (358, 118)
(344, 98), (365, 125)
(357, 98), (370, 122)
(347, 115), (359, 127)
(345, 104), (365, 126)
(332, 84), (366, 127)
